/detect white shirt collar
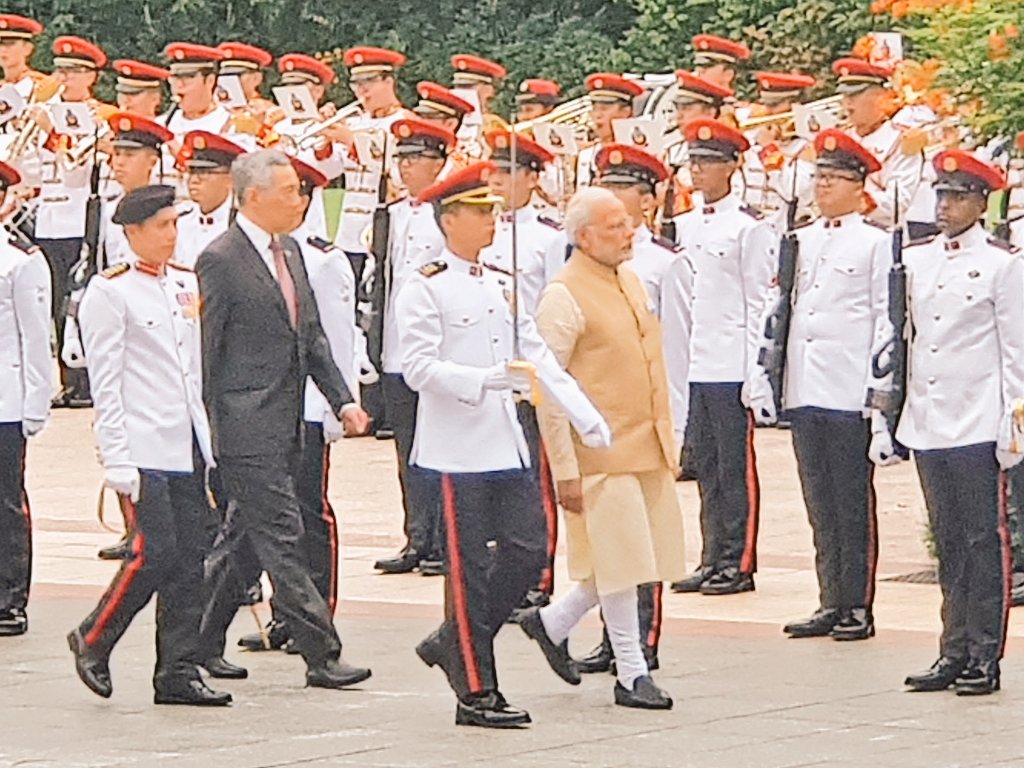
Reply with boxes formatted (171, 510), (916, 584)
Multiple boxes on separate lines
(236, 211), (273, 255)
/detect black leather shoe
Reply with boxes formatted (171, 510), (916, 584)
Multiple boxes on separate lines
(455, 692), (531, 728)
(155, 677), (233, 706)
(418, 558), (445, 576)
(831, 608), (875, 641)
(904, 656), (967, 692)
(67, 629), (112, 698)
(783, 608), (839, 638)
(374, 428), (395, 440)
(67, 394), (93, 409)
(416, 629), (465, 693)
(614, 675), (673, 710)
(51, 389), (71, 409)
(518, 607), (581, 685)
(306, 658), (372, 689)
(97, 537), (130, 561)
(202, 656), (248, 679)
(955, 661), (1000, 696)
(0, 608), (28, 636)
(373, 547), (421, 574)
(575, 641), (612, 674)
(700, 568), (755, 595)
(237, 620), (290, 651)
(670, 567), (712, 593)
(1012, 578), (1024, 608)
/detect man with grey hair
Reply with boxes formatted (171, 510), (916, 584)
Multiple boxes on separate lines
(195, 149), (373, 690)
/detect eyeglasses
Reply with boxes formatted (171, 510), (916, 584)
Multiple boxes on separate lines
(349, 74), (386, 88)
(813, 171), (862, 185)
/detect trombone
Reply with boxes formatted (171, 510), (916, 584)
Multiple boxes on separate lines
(291, 101), (362, 152)
(513, 95), (593, 141)
(738, 94), (845, 136)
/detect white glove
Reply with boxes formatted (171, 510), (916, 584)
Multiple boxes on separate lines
(997, 449), (1024, 471)
(483, 363), (533, 394)
(868, 429), (902, 466)
(61, 316), (86, 369)
(741, 374), (777, 426)
(104, 466), (140, 502)
(322, 409), (345, 443)
(21, 419), (45, 438)
(356, 353), (380, 386)
(579, 420), (612, 449)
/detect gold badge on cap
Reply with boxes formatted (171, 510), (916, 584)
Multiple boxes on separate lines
(609, 149), (623, 165)
(62, 42), (72, 53)
(457, 59), (467, 70)
(120, 64), (130, 74)
(495, 134), (508, 149)
(519, 81), (528, 93)
(824, 136), (837, 151)
(480, 167), (491, 182)
(398, 124), (411, 138)
(223, 47), (233, 57)
(118, 117), (132, 131)
(353, 53), (364, 64)
(943, 156), (958, 172)
(697, 125), (712, 141)
(0, 21), (8, 29)
(698, 40), (709, 50)
(194, 136), (207, 150)
(593, 78), (604, 89)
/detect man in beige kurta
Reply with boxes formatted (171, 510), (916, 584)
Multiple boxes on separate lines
(518, 187), (686, 710)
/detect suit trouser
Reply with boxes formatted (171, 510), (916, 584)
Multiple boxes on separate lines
(76, 457), (206, 683)
(264, 422), (339, 623)
(382, 374), (443, 557)
(518, 401), (558, 594)
(688, 382), (760, 573)
(199, 451), (342, 666)
(790, 409), (878, 611)
(428, 469), (547, 699)
(0, 424), (30, 614)
(915, 443), (1010, 664)
(36, 237), (88, 396)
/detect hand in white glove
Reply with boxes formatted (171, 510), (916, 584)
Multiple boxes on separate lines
(21, 419), (45, 439)
(868, 429), (902, 466)
(104, 466), (140, 502)
(61, 317), (86, 369)
(997, 449), (1024, 472)
(742, 375), (777, 426)
(483, 363), (533, 394)
(322, 409), (345, 443)
(356, 354), (380, 386)
(579, 420), (612, 449)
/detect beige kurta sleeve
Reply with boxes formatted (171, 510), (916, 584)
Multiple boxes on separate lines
(535, 282), (586, 482)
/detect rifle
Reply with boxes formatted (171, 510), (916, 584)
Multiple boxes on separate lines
(867, 188), (908, 450)
(660, 169), (678, 243)
(364, 134), (392, 371)
(993, 187), (1013, 243)
(757, 172), (800, 414)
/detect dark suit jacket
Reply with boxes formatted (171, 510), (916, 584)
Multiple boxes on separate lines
(196, 223), (352, 458)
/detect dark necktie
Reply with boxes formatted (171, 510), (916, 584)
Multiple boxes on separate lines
(270, 238), (299, 327)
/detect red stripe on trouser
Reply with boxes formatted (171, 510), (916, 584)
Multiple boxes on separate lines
(646, 582), (663, 649)
(537, 443), (557, 593)
(998, 471), (1012, 659)
(864, 465), (878, 608)
(441, 475), (482, 693)
(740, 411), (760, 574)
(85, 495), (144, 646)
(321, 445), (338, 615)
(19, 442), (31, 602)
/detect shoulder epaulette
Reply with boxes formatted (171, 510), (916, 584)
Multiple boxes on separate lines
(166, 261), (194, 273)
(905, 234), (938, 248)
(537, 215), (563, 231)
(862, 218), (889, 231)
(306, 236), (338, 253)
(418, 260), (448, 278)
(483, 262), (514, 277)
(988, 237), (1020, 253)
(101, 263), (130, 279)
(739, 204), (765, 220)
(791, 218), (815, 231)
(7, 236), (34, 254)
(651, 234), (682, 253)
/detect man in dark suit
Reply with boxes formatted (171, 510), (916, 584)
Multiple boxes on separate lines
(195, 149), (371, 690)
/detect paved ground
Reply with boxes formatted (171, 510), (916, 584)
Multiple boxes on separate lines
(5, 409), (1024, 768)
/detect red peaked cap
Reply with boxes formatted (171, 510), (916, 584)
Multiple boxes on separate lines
(451, 54), (507, 85)
(485, 129), (555, 172)
(278, 53), (337, 85)
(814, 129), (882, 177)
(415, 81), (476, 118)
(0, 15), (43, 39)
(585, 73), (644, 104)
(832, 58), (892, 93)
(177, 130), (246, 171)
(596, 144), (669, 188)
(218, 42), (274, 72)
(685, 118), (750, 160)
(0, 160), (21, 188)
(674, 71), (733, 105)
(290, 156), (329, 189)
(52, 36), (108, 69)
(109, 112), (175, 149)
(517, 79), (561, 105)
(933, 150), (1006, 194)
(391, 118), (457, 157)
(417, 161), (503, 206)
(692, 34), (751, 65)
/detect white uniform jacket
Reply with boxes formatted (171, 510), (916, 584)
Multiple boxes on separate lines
(0, 237), (52, 422)
(896, 225), (1024, 450)
(672, 193), (777, 384)
(173, 198), (234, 269)
(80, 260), (214, 472)
(479, 205), (562, 317)
(397, 250), (606, 474)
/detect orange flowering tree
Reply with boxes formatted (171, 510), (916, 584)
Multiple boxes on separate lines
(874, 0), (1024, 140)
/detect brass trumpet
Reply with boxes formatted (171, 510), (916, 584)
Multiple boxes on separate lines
(737, 94), (845, 133)
(513, 95), (593, 140)
(1, 76), (64, 164)
(293, 101), (362, 151)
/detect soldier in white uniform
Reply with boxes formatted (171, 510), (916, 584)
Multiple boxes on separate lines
(833, 58), (929, 236)
(0, 161), (51, 637)
(401, 162), (610, 728)
(372, 120), (453, 576)
(173, 130), (246, 268)
(66, 185), (231, 707)
(668, 118), (776, 597)
(0, 14), (45, 98)
(111, 59), (169, 118)
(759, 131), (891, 643)
(575, 74), (642, 189)
(412, 81), (476, 176)
(897, 151), (1024, 696)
